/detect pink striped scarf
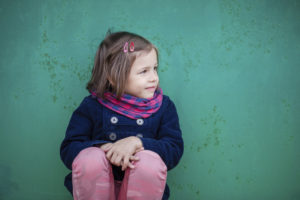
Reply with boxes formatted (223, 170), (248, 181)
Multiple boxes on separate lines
(90, 88), (163, 119)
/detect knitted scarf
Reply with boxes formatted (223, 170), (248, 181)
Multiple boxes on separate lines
(90, 88), (163, 119)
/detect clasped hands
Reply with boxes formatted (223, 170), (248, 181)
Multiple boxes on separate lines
(99, 136), (143, 171)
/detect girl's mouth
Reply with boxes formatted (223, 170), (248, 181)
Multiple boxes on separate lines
(146, 86), (156, 90)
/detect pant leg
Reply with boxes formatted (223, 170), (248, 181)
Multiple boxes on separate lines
(118, 150), (167, 200)
(72, 147), (115, 200)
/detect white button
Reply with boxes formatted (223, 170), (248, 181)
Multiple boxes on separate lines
(136, 119), (144, 126)
(110, 116), (118, 124)
(109, 132), (117, 141)
(136, 133), (143, 138)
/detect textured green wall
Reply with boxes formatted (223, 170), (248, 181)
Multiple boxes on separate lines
(1, 0), (299, 199)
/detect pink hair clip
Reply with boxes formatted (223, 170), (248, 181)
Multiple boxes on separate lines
(123, 41), (135, 53)
(123, 42), (128, 53)
(129, 42), (134, 52)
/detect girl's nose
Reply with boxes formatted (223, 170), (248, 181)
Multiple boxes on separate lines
(149, 70), (158, 82)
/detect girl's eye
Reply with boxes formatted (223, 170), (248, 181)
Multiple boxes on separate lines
(154, 66), (158, 71)
(140, 70), (147, 74)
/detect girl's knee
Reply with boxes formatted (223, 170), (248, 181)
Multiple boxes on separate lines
(72, 147), (109, 173)
(134, 150), (167, 179)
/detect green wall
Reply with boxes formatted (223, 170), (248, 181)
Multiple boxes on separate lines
(1, 0), (299, 199)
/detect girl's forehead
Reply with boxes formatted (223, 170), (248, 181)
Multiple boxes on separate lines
(134, 48), (157, 63)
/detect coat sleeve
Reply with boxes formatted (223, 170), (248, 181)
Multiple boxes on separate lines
(139, 98), (184, 170)
(60, 97), (108, 170)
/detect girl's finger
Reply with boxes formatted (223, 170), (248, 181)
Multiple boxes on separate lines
(106, 149), (113, 160)
(129, 156), (140, 161)
(135, 147), (144, 153)
(101, 143), (112, 152)
(128, 161), (135, 169)
(122, 156), (130, 171)
(114, 155), (122, 166)
(110, 152), (119, 166)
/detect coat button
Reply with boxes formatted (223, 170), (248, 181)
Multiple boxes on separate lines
(110, 116), (118, 124)
(109, 132), (117, 141)
(136, 133), (143, 138)
(136, 119), (144, 126)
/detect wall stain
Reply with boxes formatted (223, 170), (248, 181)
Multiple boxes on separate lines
(149, 34), (170, 73)
(288, 135), (294, 141)
(168, 179), (184, 191)
(216, 0), (282, 70)
(234, 174), (255, 184)
(281, 98), (291, 113)
(281, 98), (291, 126)
(232, 144), (245, 149)
(42, 30), (49, 43)
(197, 105), (226, 152)
(12, 89), (36, 101)
(186, 183), (201, 197)
(39, 53), (62, 103)
(208, 162), (216, 174)
(246, 178), (253, 184)
(39, 15), (93, 106)
(150, 33), (201, 82)
(175, 34), (200, 82)
(63, 96), (80, 115)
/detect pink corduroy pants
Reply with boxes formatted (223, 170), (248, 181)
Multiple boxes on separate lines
(72, 147), (167, 200)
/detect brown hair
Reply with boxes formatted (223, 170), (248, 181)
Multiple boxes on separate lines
(86, 30), (159, 99)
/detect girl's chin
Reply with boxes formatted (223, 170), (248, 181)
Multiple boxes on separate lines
(137, 93), (154, 99)
(127, 91), (155, 99)
(145, 93), (155, 99)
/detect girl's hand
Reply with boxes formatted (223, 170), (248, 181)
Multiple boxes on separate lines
(106, 136), (143, 170)
(100, 143), (113, 152)
(121, 146), (145, 170)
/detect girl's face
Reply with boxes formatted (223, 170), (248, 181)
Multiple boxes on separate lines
(124, 48), (159, 99)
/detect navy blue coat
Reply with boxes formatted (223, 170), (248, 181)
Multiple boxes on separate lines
(60, 94), (184, 200)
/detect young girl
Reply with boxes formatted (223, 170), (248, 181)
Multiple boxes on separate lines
(60, 30), (184, 200)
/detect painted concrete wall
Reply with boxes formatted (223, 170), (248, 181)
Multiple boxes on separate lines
(0, 0), (299, 199)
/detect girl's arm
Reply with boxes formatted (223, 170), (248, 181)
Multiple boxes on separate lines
(139, 97), (184, 170)
(60, 97), (108, 170)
